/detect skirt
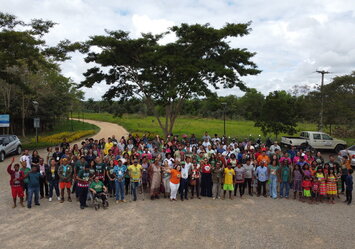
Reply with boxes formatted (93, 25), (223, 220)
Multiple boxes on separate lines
(327, 182), (337, 195)
(303, 189), (311, 197)
(293, 180), (302, 192)
(319, 182), (327, 195)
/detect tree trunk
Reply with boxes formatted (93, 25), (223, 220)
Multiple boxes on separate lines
(21, 92), (26, 137)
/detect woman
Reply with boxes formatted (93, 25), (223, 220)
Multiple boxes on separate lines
(168, 165), (181, 201)
(162, 161), (171, 198)
(106, 160), (116, 197)
(148, 159), (162, 200)
(141, 157), (150, 192)
(191, 161), (201, 199)
(200, 158), (213, 197)
(227, 153), (238, 169)
(71, 144), (80, 158)
(31, 150), (40, 169)
(46, 159), (60, 202)
(268, 159), (279, 199)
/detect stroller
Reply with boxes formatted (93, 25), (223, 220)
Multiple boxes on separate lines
(92, 192), (109, 210)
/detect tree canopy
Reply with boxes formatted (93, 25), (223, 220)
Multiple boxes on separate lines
(80, 23), (260, 136)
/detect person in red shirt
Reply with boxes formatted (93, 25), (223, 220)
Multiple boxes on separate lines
(200, 158), (212, 197)
(302, 176), (312, 203)
(7, 157), (25, 208)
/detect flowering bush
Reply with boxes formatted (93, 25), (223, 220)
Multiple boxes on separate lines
(32, 130), (96, 144)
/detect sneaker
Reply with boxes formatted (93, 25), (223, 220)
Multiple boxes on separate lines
(35, 203), (40, 206)
(60, 198), (64, 203)
(122, 200), (127, 203)
(27, 205), (31, 209)
(80, 206), (84, 209)
(213, 197), (216, 200)
(49, 198), (52, 202)
(68, 197), (72, 202)
(116, 200), (119, 204)
(57, 196), (61, 201)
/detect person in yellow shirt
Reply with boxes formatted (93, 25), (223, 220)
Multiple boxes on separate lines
(223, 163), (235, 200)
(127, 160), (143, 201)
(103, 138), (114, 155)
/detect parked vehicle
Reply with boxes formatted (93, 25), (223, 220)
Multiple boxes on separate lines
(281, 131), (347, 152)
(340, 145), (355, 167)
(0, 135), (22, 162)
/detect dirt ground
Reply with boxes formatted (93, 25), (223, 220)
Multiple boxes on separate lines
(0, 119), (354, 249)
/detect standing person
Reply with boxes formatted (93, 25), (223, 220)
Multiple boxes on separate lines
(168, 165), (181, 201)
(94, 157), (106, 182)
(20, 149), (31, 169)
(106, 160), (116, 198)
(162, 161), (171, 198)
(114, 160), (127, 203)
(344, 169), (353, 205)
(7, 157), (25, 208)
(58, 158), (73, 203)
(302, 176), (312, 203)
(256, 161), (268, 197)
(127, 160), (143, 201)
(200, 158), (213, 197)
(279, 160), (291, 198)
(20, 161), (30, 200)
(38, 158), (49, 199)
(179, 161), (190, 201)
(211, 161), (223, 199)
(76, 165), (91, 209)
(268, 159), (280, 199)
(25, 166), (41, 208)
(326, 168), (338, 204)
(316, 167), (327, 203)
(60, 138), (70, 154)
(46, 159), (60, 202)
(340, 155), (351, 193)
(292, 164), (304, 200)
(148, 159), (162, 200)
(223, 163), (235, 200)
(234, 162), (245, 198)
(243, 159), (254, 196)
(31, 150), (40, 169)
(52, 147), (63, 164)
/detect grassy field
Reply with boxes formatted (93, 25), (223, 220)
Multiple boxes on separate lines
(20, 119), (100, 149)
(80, 113), (354, 145)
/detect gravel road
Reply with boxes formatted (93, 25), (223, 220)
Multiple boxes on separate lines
(0, 119), (354, 249)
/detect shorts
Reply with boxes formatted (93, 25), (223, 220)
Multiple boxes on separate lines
(303, 189), (311, 197)
(11, 185), (24, 198)
(59, 182), (72, 189)
(223, 184), (234, 191)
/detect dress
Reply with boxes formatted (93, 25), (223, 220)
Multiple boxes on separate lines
(317, 173), (327, 196)
(326, 175), (337, 195)
(293, 170), (303, 192)
(149, 164), (161, 196)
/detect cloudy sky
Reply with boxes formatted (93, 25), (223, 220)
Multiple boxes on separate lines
(2, 0), (355, 99)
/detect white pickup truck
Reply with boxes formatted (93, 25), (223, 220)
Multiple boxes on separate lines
(281, 131), (347, 152)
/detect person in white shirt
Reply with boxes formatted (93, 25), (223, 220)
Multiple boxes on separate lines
(243, 159), (254, 196)
(20, 150), (31, 169)
(269, 141), (281, 154)
(179, 161), (191, 201)
(202, 138), (211, 148)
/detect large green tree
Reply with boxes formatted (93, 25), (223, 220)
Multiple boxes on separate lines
(80, 23), (260, 136)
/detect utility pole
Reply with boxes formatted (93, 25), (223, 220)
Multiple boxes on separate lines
(316, 70), (330, 132)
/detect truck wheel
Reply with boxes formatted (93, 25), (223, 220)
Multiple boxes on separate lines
(0, 151), (5, 162)
(335, 144), (345, 153)
(16, 146), (22, 155)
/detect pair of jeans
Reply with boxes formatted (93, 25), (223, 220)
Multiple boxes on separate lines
(130, 181), (139, 201)
(257, 180), (267, 196)
(179, 178), (189, 199)
(346, 189), (352, 204)
(280, 181), (290, 197)
(78, 187), (88, 207)
(234, 182), (245, 196)
(48, 179), (60, 198)
(212, 182), (221, 198)
(244, 178), (252, 195)
(28, 186), (40, 206)
(269, 174), (277, 198)
(115, 180), (125, 200)
(108, 180), (115, 196)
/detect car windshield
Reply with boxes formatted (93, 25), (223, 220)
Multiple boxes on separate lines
(348, 145), (355, 151)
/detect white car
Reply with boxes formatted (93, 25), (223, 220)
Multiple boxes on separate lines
(0, 135), (22, 162)
(340, 145), (355, 167)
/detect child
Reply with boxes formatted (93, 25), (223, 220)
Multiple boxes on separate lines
(326, 168), (337, 204)
(302, 176), (312, 203)
(316, 167), (327, 203)
(223, 163), (235, 200)
(7, 157), (25, 208)
(344, 169), (353, 205)
(292, 164), (303, 200)
(311, 177), (319, 204)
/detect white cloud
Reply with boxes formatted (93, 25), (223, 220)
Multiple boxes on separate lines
(1, 0), (354, 100)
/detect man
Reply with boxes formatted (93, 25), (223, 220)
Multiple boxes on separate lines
(38, 158), (49, 199)
(212, 161), (223, 199)
(179, 161), (191, 201)
(127, 160), (143, 201)
(60, 138), (70, 154)
(77, 165), (92, 209)
(89, 176), (108, 206)
(58, 158), (73, 203)
(114, 160), (127, 203)
(25, 166), (41, 208)
(104, 138), (114, 155)
(223, 163), (235, 200)
(19, 150), (31, 169)
(256, 161), (268, 197)
(202, 131), (211, 142)
(243, 159), (254, 196)
(278, 160), (291, 198)
(345, 169), (353, 205)
(269, 141), (281, 154)
(257, 148), (270, 166)
(7, 157), (25, 208)
(52, 147), (63, 164)
(94, 157), (106, 182)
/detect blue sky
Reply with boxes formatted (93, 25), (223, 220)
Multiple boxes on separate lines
(1, 0), (355, 99)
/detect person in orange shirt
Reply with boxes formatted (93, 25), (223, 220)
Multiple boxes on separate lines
(257, 148), (270, 166)
(167, 165), (181, 201)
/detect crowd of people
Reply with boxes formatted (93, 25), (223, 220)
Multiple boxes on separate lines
(7, 132), (354, 210)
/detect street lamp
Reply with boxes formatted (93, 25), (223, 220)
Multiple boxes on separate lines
(221, 102), (227, 136)
(32, 101), (39, 143)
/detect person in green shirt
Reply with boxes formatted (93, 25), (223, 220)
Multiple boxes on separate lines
(268, 159), (280, 199)
(278, 160), (291, 198)
(20, 161), (31, 200)
(89, 176), (108, 205)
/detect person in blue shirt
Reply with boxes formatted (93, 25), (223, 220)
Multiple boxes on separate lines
(114, 159), (127, 203)
(345, 169), (353, 205)
(25, 166), (41, 208)
(255, 161), (268, 197)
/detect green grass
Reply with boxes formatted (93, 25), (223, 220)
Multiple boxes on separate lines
(20, 119), (100, 150)
(81, 112), (355, 145)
